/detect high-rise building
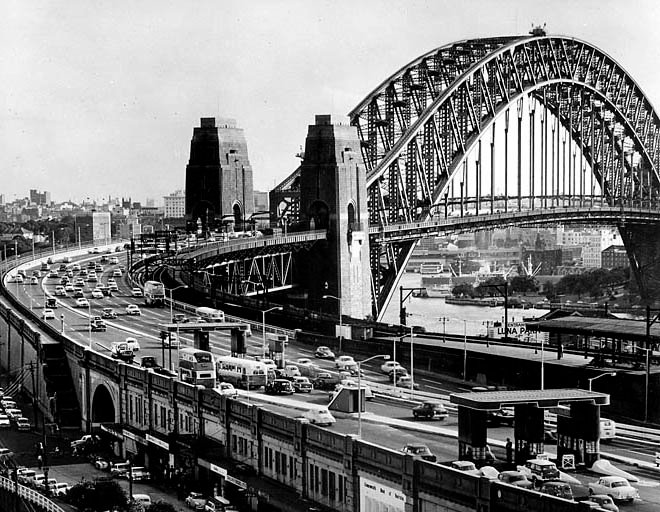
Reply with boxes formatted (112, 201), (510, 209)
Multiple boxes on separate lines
(164, 190), (186, 218)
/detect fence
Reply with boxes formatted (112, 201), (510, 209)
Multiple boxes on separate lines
(0, 474), (64, 512)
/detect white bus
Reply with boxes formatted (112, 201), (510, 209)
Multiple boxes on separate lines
(195, 306), (225, 322)
(179, 347), (216, 388)
(215, 355), (267, 389)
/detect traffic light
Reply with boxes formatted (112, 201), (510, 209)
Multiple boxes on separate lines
(400, 306), (407, 326)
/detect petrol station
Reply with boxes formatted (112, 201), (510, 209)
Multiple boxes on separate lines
(450, 389), (610, 467)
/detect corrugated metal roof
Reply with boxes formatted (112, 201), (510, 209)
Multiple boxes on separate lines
(450, 388), (609, 409)
(526, 316), (660, 343)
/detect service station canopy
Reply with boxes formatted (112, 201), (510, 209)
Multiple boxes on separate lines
(450, 388), (610, 411)
(158, 322), (250, 333)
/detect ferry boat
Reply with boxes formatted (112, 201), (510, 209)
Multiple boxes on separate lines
(445, 296), (501, 306)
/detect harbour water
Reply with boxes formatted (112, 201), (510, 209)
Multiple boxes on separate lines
(381, 272), (549, 337)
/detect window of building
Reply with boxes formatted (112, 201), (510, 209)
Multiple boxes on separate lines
(329, 471), (336, 501)
(338, 475), (344, 502)
(321, 468), (328, 496)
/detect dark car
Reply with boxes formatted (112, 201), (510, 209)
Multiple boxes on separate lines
(140, 356), (159, 369)
(173, 313), (188, 323)
(539, 481), (573, 500)
(412, 401), (448, 420)
(90, 319), (107, 332)
(487, 407), (515, 426)
(400, 443), (437, 462)
(265, 379), (295, 395)
(498, 470), (533, 489)
(312, 372), (341, 391)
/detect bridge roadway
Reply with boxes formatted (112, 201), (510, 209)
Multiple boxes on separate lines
(7, 252), (660, 509)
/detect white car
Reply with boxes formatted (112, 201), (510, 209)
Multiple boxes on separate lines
(588, 476), (638, 502)
(113, 269), (122, 277)
(91, 289), (104, 299)
(52, 482), (71, 496)
(75, 298), (90, 308)
(381, 361), (406, 374)
(216, 383), (237, 396)
(125, 337), (141, 351)
(126, 304), (141, 316)
(131, 287), (143, 297)
(301, 408), (336, 426)
(42, 309), (55, 320)
(0, 414), (10, 428)
(335, 355), (357, 369)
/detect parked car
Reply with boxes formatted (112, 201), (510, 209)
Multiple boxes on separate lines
(205, 496), (238, 512)
(71, 434), (99, 450)
(186, 491), (207, 510)
(292, 376), (313, 393)
(265, 379), (295, 395)
(401, 443), (436, 462)
(540, 481), (574, 500)
(126, 304), (141, 316)
(52, 482), (71, 496)
(314, 346), (335, 359)
(93, 457), (111, 470)
(14, 416), (31, 431)
(498, 470), (533, 489)
(586, 494), (619, 512)
(588, 476), (638, 503)
(412, 401), (448, 420)
(110, 461), (130, 477)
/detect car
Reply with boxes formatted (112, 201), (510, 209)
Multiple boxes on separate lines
(54, 285), (66, 296)
(70, 434), (99, 449)
(110, 461), (130, 477)
(265, 379), (295, 395)
(29, 276), (39, 285)
(204, 496), (237, 512)
(412, 401), (448, 420)
(52, 482), (71, 496)
(109, 257), (119, 265)
(91, 289), (104, 299)
(73, 287), (85, 298)
(381, 361), (406, 374)
(450, 460), (481, 475)
(588, 476), (638, 503)
(284, 365), (301, 378)
(335, 355), (357, 370)
(540, 481), (574, 500)
(108, 282), (119, 292)
(301, 408), (335, 426)
(488, 407), (515, 426)
(587, 494), (619, 512)
(132, 494), (152, 508)
(128, 467), (151, 481)
(292, 376), (313, 393)
(64, 283), (75, 292)
(42, 309), (56, 320)
(498, 470), (533, 488)
(47, 271), (58, 278)
(126, 304), (141, 316)
(314, 346), (335, 359)
(76, 297), (89, 308)
(173, 313), (188, 323)
(74, 277), (85, 286)
(518, 458), (560, 487)
(186, 491), (207, 510)
(401, 443), (437, 462)
(296, 357), (313, 365)
(389, 368), (409, 382)
(0, 414), (9, 428)
(215, 382), (237, 396)
(72, 263), (81, 271)
(5, 408), (22, 421)
(125, 337), (141, 352)
(131, 287), (143, 297)
(396, 375), (419, 389)
(15, 417), (31, 431)
(90, 319), (107, 332)
(113, 269), (123, 277)
(18, 469), (36, 485)
(101, 308), (117, 319)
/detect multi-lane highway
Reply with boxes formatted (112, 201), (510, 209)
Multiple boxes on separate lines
(7, 251), (660, 511)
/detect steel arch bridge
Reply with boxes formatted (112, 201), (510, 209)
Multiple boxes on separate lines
(242, 33), (660, 319)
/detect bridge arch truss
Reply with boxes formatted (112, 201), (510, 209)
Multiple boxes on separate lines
(349, 35), (660, 318)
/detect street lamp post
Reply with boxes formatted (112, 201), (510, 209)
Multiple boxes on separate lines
(357, 354), (389, 438)
(60, 314), (65, 334)
(322, 295), (343, 353)
(409, 325), (415, 398)
(463, 320), (467, 381)
(87, 303), (92, 349)
(261, 306), (283, 359)
(587, 372), (616, 392)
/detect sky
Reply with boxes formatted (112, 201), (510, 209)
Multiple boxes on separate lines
(2, 0), (660, 205)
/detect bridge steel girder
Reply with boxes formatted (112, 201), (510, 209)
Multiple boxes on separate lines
(348, 35), (660, 319)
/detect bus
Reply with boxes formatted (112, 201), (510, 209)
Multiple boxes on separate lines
(179, 347), (216, 388)
(144, 281), (166, 307)
(215, 355), (267, 389)
(195, 306), (225, 322)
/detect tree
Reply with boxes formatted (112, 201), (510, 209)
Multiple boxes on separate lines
(452, 284), (475, 298)
(67, 479), (128, 512)
(510, 275), (537, 293)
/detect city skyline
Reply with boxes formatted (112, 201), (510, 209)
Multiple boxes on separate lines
(3, 0), (660, 204)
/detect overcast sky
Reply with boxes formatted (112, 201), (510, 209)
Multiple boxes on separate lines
(2, 0), (660, 204)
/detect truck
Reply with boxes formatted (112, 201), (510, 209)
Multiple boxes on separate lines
(195, 307), (225, 322)
(143, 280), (166, 307)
